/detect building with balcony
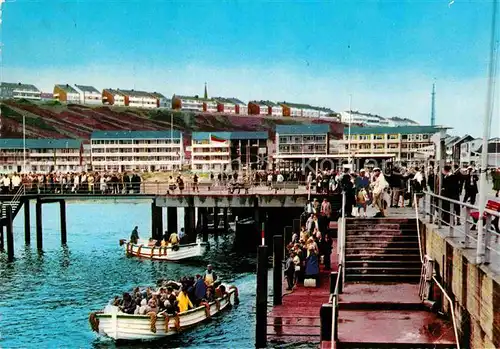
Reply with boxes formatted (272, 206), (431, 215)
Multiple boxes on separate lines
(387, 117), (419, 127)
(54, 84), (80, 103)
(214, 97), (248, 114)
(0, 82), (41, 100)
(40, 92), (54, 101)
(248, 101), (270, 116)
(90, 130), (183, 172)
(0, 138), (85, 173)
(203, 99), (218, 113)
(275, 124), (332, 173)
(341, 111), (391, 127)
(280, 102), (336, 118)
(191, 131), (269, 173)
(150, 92), (170, 108)
(172, 95), (209, 112)
(331, 125), (445, 168)
(461, 138), (500, 167)
(74, 85), (102, 105)
(102, 89), (126, 106)
(119, 89), (158, 109)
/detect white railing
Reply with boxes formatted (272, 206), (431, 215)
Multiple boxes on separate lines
(415, 194), (461, 349)
(423, 191), (500, 264)
(330, 264), (343, 348)
(8, 184), (25, 207)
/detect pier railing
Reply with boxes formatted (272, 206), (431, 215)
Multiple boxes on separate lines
(415, 194), (462, 349)
(10, 180), (335, 196)
(422, 191), (500, 264)
(1, 184), (25, 219)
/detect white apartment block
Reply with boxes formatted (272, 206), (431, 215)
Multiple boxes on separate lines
(172, 95), (204, 112)
(103, 89), (126, 106)
(1, 82), (41, 100)
(204, 100), (218, 113)
(332, 125), (443, 165)
(0, 139), (86, 173)
(191, 132), (231, 172)
(341, 111), (391, 126)
(75, 85), (102, 105)
(270, 105), (282, 117)
(90, 130), (183, 172)
(123, 90), (158, 109)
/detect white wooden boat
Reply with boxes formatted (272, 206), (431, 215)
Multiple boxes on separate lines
(89, 285), (239, 341)
(120, 239), (208, 261)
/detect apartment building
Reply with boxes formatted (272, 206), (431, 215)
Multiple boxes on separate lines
(0, 82), (41, 100)
(280, 102), (336, 118)
(54, 84), (80, 103)
(248, 101), (270, 116)
(90, 130), (183, 172)
(102, 89), (126, 106)
(274, 124), (332, 173)
(203, 99), (218, 113)
(191, 131), (269, 173)
(150, 92), (170, 108)
(74, 85), (102, 105)
(461, 138), (500, 167)
(341, 111), (391, 127)
(171, 95), (206, 112)
(0, 138), (85, 173)
(331, 125), (444, 167)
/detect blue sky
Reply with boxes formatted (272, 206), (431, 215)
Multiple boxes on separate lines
(2, 0), (499, 137)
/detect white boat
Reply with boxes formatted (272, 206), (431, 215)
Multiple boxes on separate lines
(89, 285), (239, 341)
(120, 239), (208, 261)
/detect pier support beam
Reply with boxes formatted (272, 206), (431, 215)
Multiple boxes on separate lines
(284, 226), (292, 256)
(60, 200), (67, 245)
(151, 202), (163, 240)
(293, 218), (301, 235)
(200, 208), (209, 242)
(0, 225), (4, 252)
(273, 235), (283, 306)
(223, 207), (229, 231)
(167, 207), (177, 235)
(24, 200), (30, 245)
(213, 208), (220, 239)
(255, 245), (268, 348)
(6, 205), (14, 262)
(320, 303), (334, 342)
(36, 199), (43, 250)
(184, 207), (196, 243)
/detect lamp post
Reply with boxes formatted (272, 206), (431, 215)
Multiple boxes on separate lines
(476, 0), (498, 264)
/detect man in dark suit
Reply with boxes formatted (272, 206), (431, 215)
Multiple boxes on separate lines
(441, 165), (462, 225)
(463, 167), (479, 205)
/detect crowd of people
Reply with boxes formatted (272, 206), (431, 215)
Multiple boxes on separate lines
(0, 172), (143, 194)
(111, 265), (221, 316)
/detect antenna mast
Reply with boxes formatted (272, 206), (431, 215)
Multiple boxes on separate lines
(431, 82), (436, 126)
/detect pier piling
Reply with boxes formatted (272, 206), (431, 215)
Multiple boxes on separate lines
(320, 303), (333, 342)
(200, 208), (209, 242)
(293, 218), (300, 235)
(60, 200), (67, 245)
(0, 225), (4, 252)
(167, 207), (177, 235)
(36, 199), (43, 250)
(184, 207), (195, 243)
(255, 245), (268, 348)
(273, 235), (284, 306)
(223, 208), (229, 231)
(24, 200), (30, 245)
(6, 205), (14, 262)
(284, 226), (292, 255)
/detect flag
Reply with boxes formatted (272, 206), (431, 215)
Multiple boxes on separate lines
(210, 134), (226, 143)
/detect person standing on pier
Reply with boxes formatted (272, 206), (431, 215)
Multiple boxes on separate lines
(371, 168), (389, 218)
(463, 166), (479, 205)
(130, 226), (139, 244)
(284, 251), (296, 290)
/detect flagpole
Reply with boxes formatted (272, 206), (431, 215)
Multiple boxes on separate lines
(348, 94), (352, 166)
(476, 0), (498, 264)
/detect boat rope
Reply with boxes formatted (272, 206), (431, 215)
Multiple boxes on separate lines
(200, 301), (211, 318)
(137, 244), (143, 256)
(228, 286), (240, 305)
(88, 312), (101, 332)
(148, 311), (157, 333)
(162, 313), (180, 332)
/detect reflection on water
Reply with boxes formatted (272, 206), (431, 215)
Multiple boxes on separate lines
(0, 202), (258, 348)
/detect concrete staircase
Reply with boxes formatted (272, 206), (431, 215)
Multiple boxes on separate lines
(344, 218), (421, 283)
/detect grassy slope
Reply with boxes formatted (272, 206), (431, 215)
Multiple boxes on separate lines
(0, 99), (344, 139)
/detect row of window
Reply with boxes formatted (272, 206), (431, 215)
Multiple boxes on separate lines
(91, 139), (181, 145)
(279, 136), (327, 144)
(278, 145), (327, 154)
(91, 147), (181, 153)
(344, 134), (430, 141)
(92, 156), (181, 162)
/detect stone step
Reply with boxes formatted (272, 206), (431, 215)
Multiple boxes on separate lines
(346, 230), (417, 236)
(345, 274), (421, 282)
(345, 247), (420, 255)
(346, 218), (417, 224)
(346, 234), (418, 242)
(345, 253), (421, 261)
(345, 267), (422, 275)
(346, 241), (420, 249)
(345, 260), (422, 268)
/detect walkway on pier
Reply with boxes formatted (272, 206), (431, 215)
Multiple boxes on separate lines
(267, 240), (338, 345)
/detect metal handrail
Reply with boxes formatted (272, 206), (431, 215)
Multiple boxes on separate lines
(414, 194), (461, 349)
(330, 264), (343, 348)
(8, 184), (25, 206)
(423, 190), (500, 263)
